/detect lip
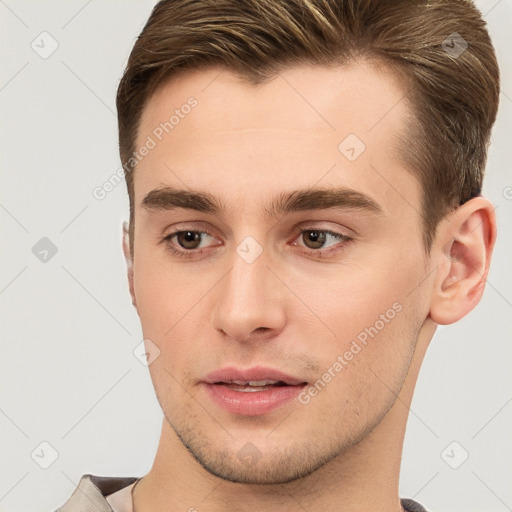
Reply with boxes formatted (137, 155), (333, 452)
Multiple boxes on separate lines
(201, 366), (307, 416)
(203, 366), (306, 386)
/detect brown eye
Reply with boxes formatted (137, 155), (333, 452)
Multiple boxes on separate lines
(176, 231), (202, 249)
(302, 230), (327, 249)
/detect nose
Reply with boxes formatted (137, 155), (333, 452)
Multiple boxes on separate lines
(211, 244), (286, 342)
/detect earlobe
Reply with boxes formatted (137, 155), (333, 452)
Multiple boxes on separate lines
(122, 222), (137, 310)
(429, 197), (496, 325)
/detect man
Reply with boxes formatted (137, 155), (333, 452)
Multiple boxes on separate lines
(57, 0), (499, 510)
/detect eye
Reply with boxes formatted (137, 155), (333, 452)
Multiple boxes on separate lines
(292, 228), (352, 256)
(175, 231), (207, 249)
(161, 230), (221, 257)
(161, 227), (351, 260)
(301, 230), (331, 249)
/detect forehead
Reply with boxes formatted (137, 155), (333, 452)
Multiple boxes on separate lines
(134, 60), (418, 219)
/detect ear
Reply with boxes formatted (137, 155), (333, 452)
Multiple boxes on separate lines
(122, 221), (137, 311)
(429, 197), (496, 325)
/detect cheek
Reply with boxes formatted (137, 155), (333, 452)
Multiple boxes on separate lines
(288, 250), (426, 365)
(133, 253), (199, 336)
(294, 278), (421, 426)
(134, 261), (206, 406)
(133, 257), (216, 371)
(293, 262), (407, 330)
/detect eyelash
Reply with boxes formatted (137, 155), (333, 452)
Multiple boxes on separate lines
(161, 227), (352, 260)
(295, 229), (352, 258)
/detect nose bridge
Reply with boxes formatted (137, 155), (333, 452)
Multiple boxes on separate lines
(212, 240), (285, 341)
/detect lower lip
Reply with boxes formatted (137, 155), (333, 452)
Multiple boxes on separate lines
(203, 383), (306, 416)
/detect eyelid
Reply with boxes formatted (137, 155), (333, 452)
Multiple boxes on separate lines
(292, 227), (350, 242)
(161, 220), (216, 236)
(293, 220), (357, 238)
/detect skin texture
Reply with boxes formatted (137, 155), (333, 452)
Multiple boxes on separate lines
(123, 61), (496, 512)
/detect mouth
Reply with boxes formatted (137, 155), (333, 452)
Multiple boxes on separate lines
(216, 379), (296, 392)
(202, 366), (308, 416)
(203, 366), (307, 387)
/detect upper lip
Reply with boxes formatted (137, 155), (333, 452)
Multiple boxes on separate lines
(203, 366), (307, 386)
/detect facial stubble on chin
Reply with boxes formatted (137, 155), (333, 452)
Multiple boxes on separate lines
(159, 392), (395, 486)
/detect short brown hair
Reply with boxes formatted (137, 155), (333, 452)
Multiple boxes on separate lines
(116, 0), (500, 256)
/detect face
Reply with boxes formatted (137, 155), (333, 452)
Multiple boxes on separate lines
(130, 61), (432, 484)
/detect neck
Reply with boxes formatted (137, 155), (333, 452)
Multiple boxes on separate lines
(134, 324), (433, 512)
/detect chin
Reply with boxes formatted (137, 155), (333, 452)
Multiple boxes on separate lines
(173, 423), (344, 485)
(192, 452), (322, 485)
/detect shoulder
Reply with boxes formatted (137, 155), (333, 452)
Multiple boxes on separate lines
(401, 497), (429, 512)
(54, 474), (138, 512)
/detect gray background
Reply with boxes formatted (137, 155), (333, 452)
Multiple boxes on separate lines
(0, 1), (510, 511)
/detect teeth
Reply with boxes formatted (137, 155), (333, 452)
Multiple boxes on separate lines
(236, 386), (273, 392)
(220, 379), (286, 392)
(231, 379), (280, 386)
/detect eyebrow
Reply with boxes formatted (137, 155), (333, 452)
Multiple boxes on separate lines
(141, 186), (383, 218)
